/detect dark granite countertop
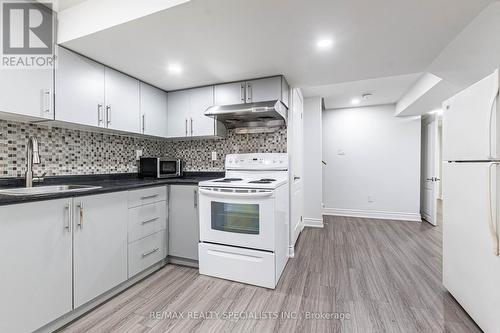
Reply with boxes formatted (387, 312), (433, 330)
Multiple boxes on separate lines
(0, 172), (224, 206)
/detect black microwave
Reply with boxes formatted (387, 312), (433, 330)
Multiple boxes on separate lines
(139, 158), (183, 179)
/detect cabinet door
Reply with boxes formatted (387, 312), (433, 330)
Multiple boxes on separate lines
(104, 68), (141, 133)
(140, 82), (168, 137)
(168, 185), (199, 260)
(0, 199), (72, 333)
(189, 86), (215, 137)
(167, 90), (190, 138)
(246, 77), (282, 103)
(73, 192), (128, 308)
(0, 67), (53, 119)
(214, 82), (245, 105)
(56, 47), (105, 127)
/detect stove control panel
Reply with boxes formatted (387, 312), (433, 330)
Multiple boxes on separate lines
(225, 153), (288, 170)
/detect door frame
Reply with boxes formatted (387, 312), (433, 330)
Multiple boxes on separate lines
(421, 113), (441, 225)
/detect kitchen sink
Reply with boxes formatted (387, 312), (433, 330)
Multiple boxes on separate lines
(0, 185), (102, 196)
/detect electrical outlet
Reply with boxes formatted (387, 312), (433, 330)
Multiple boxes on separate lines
(211, 151), (217, 161)
(135, 150), (143, 161)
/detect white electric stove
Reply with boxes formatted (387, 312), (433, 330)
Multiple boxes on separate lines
(198, 153), (290, 289)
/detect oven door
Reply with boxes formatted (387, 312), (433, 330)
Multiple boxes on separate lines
(199, 187), (275, 251)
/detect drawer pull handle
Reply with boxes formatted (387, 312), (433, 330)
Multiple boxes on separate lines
(142, 248), (160, 257)
(141, 217), (158, 225)
(141, 194), (159, 200)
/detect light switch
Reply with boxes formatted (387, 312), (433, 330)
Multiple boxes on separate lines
(211, 151), (217, 161)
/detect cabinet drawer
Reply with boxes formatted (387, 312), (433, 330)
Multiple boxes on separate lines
(128, 231), (166, 278)
(128, 186), (167, 208)
(198, 243), (276, 289)
(128, 201), (167, 243)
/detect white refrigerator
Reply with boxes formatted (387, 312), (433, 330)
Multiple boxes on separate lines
(443, 69), (500, 333)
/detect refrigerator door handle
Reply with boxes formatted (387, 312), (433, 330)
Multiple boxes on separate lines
(487, 162), (500, 256)
(488, 89), (499, 159)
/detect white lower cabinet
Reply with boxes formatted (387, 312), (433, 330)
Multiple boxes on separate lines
(128, 231), (166, 277)
(73, 192), (129, 308)
(168, 185), (199, 260)
(0, 199), (72, 333)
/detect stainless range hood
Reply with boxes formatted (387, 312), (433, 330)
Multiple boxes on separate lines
(204, 100), (287, 134)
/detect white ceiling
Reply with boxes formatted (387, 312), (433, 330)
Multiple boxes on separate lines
(303, 73), (421, 110)
(54, 0), (87, 11)
(62, 0), (492, 99)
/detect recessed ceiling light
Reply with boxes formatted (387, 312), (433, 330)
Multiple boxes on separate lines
(351, 98), (360, 105)
(167, 63), (182, 74)
(316, 38), (333, 49)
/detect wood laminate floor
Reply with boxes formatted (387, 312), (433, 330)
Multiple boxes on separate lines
(60, 216), (481, 333)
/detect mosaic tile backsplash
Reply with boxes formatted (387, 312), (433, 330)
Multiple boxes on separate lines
(0, 119), (287, 177)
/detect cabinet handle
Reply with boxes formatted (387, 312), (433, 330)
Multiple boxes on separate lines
(141, 217), (158, 225)
(194, 189), (198, 208)
(141, 194), (158, 200)
(185, 118), (188, 136)
(240, 83), (245, 102)
(42, 88), (52, 118)
(106, 105), (111, 126)
(77, 203), (84, 229)
(190, 117), (193, 136)
(97, 103), (103, 125)
(142, 248), (159, 258)
(142, 114), (146, 133)
(246, 83), (252, 103)
(64, 203), (71, 232)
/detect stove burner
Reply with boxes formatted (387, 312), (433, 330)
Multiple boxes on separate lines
(248, 178), (276, 184)
(214, 178), (243, 183)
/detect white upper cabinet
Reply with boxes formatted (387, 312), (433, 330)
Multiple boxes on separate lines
(189, 86), (215, 137)
(104, 68), (141, 133)
(56, 47), (105, 127)
(73, 192), (128, 308)
(0, 199), (73, 333)
(167, 90), (190, 138)
(214, 82), (245, 105)
(167, 86), (222, 138)
(0, 67), (54, 120)
(214, 76), (289, 107)
(140, 82), (168, 137)
(245, 77), (282, 103)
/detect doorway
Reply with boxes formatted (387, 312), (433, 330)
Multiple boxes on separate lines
(421, 113), (442, 226)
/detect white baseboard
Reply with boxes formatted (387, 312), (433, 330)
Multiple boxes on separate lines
(303, 217), (324, 228)
(323, 208), (421, 222)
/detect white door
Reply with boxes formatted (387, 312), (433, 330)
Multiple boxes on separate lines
(422, 116), (439, 225)
(73, 192), (128, 308)
(443, 69), (500, 161)
(443, 162), (500, 333)
(56, 47), (105, 127)
(0, 199), (72, 333)
(140, 82), (168, 137)
(214, 82), (245, 105)
(189, 86), (215, 137)
(168, 185), (199, 260)
(167, 90), (190, 138)
(104, 68), (141, 133)
(246, 77), (282, 103)
(289, 88), (304, 254)
(0, 68), (53, 119)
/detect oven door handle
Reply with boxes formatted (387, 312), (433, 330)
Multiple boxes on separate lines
(198, 188), (274, 198)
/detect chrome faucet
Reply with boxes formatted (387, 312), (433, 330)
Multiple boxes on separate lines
(26, 137), (41, 187)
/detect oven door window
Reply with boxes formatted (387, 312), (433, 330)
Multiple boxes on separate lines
(211, 202), (259, 235)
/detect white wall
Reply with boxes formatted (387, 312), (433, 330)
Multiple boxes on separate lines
(303, 97), (323, 227)
(322, 104), (421, 221)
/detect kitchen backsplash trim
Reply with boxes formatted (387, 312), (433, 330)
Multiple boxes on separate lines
(0, 119), (287, 177)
